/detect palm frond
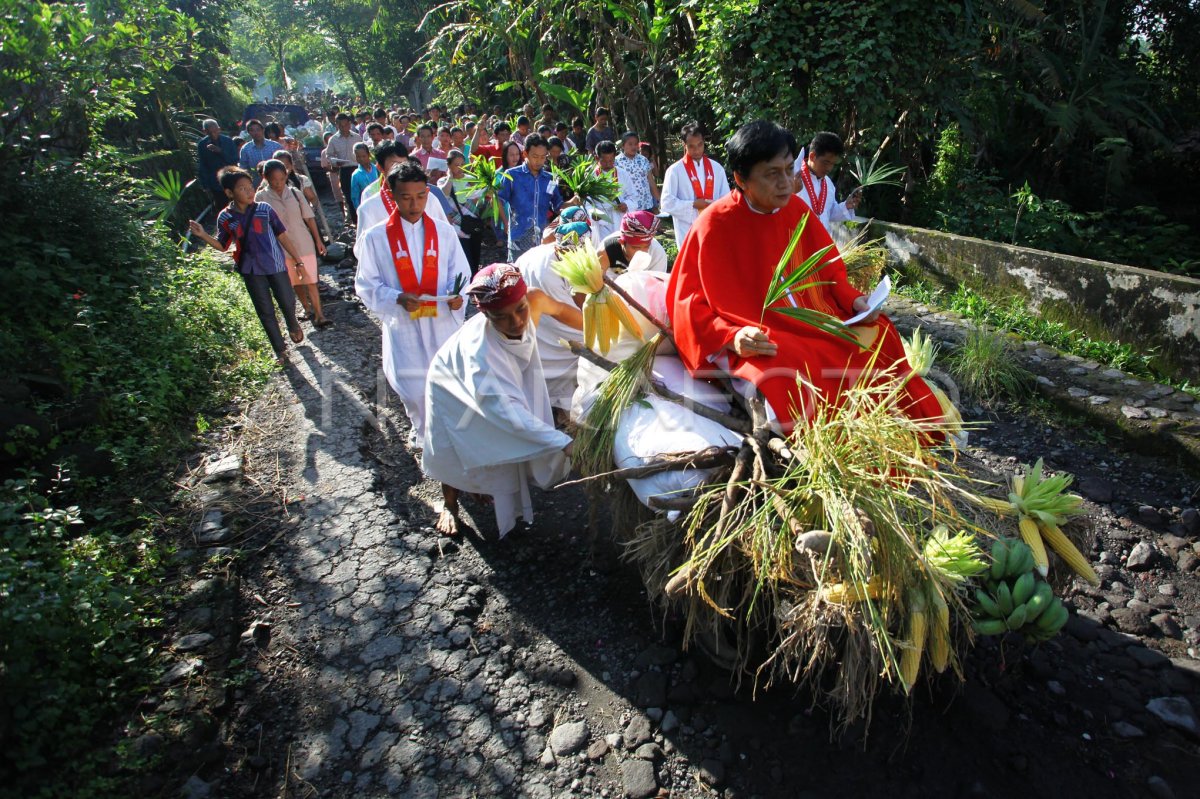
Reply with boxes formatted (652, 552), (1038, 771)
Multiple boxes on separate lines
(552, 158), (621, 206)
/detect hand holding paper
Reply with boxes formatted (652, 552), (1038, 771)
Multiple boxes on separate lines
(843, 274), (891, 326)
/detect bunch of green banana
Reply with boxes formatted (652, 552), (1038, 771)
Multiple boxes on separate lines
(971, 538), (1069, 641)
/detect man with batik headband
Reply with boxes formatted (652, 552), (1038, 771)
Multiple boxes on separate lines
(515, 219), (589, 411)
(599, 210), (669, 273)
(355, 142), (448, 259)
(422, 264), (581, 538)
(355, 161), (472, 446)
(661, 121), (731, 247)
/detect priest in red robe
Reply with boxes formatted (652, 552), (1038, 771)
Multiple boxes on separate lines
(666, 120), (944, 431)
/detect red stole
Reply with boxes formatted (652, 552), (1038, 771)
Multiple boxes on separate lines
(385, 212), (439, 319)
(681, 156), (714, 200)
(380, 178), (396, 215)
(799, 161), (827, 214)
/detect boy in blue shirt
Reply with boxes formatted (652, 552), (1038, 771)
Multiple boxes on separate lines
(349, 142), (380, 215)
(189, 167), (308, 365)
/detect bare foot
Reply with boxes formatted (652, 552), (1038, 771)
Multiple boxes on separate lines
(289, 325), (305, 344)
(435, 508), (460, 537)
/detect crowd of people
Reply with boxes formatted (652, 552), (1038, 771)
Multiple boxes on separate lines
(192, 97), (931, 538)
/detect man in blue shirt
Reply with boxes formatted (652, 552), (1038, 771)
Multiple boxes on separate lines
(498, 134), (562, 261)
(197, 119), (239, 212)
(238, 119), (283, 185)
(349, 142), (379, 215)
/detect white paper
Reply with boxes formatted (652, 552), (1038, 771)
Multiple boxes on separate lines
(417, 294), (461, 302)
(841, 274), (891, 326)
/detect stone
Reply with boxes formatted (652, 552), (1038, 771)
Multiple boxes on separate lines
(203, 453), (242, 482)
(699, 759), (726, 787)
(1158, 583), (1177, 596)
(660, 710), (680, 733)
(586, 739), (609, 761)
(1088, 395), (1111, 405)
(1067, 387), (1090, 398)
(623, 715), (652, 748)
(1111, 721), (1144, 738)
(1078, 477), (1115, 504)
(240, 620), (271, 648)
(197, 528), (230, 545)
(1147, 407), (1169, 419)
(161, 659), (202, 685)
(634, 644), (678, 667)
(633, 671), (668, 708)
(539, 747), (556, 769)
(1146, 697), (1198, 738)
(1126, 542), (1156, 570)
(605, 733), (624, 749)
(194, 509), (223, 534)
(1101, 368), (1125, 379)
(1034, 347), (1058, 359)
(1110, 608), (1153, 636)
(180, 776), (212, 799)
(1121, 405), (1148, 420)
(1147, 776), (1176, 799)
(1128, 646), (1170, 669)
(634, 742), (661, 761)
(174, 633), (214, 652)
(549, 721), (588, 756)
(1169, 658), (1200, 682)
(1181, 508), (1198, 534)
(1138, 506), (1164, 527)
(1152, 614), (1183, 639)
(621, 759), (657, 799)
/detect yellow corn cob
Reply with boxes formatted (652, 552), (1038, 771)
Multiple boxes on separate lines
(608, 292), (645, 341)
(927, 588), (951, 674)
(1019, 515), (1049, 576)
(900, 603), (928, 689)
(821, 575), (884, 604)
(583, 297), (598, 351)
(1037, 520), (1099, 586)
(973, 495), (1014, 516)
(930, 385), (962, 433)
(586, 263), (603, 293)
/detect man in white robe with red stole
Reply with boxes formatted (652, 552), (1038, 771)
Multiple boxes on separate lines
(355, 161), (471, 443)
(355, 143), (448, 260)
(422, 264), (579, 538)
(660, 121), (731, 248)
(791, 131), (861, 234)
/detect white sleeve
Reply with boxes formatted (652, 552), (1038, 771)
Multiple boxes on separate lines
(648, 239), (669, 273)
(828, 177), (855, 223)
(712, 162), (731, 200)
(659, 163), (693, 219)
(354, 231), (404, 318)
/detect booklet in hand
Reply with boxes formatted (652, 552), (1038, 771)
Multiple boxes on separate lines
(842, 274), (891, 326)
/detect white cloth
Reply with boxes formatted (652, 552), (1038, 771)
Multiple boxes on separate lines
(354, 214), (470, 441)
(792, 150), (854, 233)
(660, 156), (730, 247)
(423, 314), (572, 537)
(624, 240), (669, 274)
(515, 244), (582, 409)
(355, 188), (448, 260)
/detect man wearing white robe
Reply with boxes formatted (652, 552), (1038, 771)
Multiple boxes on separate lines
(659, 121), (730, 248)
(791, 131), (861, 234)
(515, 222), (588, 410)
(355, 146), (448, 260)
(355, 162), (470, 444)
(423, 264), (579, 537)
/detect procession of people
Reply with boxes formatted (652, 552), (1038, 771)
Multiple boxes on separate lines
(191, 98), (948, 538)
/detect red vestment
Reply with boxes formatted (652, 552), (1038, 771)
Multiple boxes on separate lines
(666, 190), (944, 429)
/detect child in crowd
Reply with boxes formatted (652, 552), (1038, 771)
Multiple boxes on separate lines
(188, 167), (307, 365)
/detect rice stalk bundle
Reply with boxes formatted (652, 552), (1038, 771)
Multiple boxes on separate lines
(552, 158), (622, 207)
(838, 231), (889, 293)
(662, 360), (1000, 726)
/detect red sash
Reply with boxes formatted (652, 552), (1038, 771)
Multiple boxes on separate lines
(681, 156), (714, 200)
(799, 161), (827, 214)
(385, 212), (439, 319)
(380, 177), (396, 215)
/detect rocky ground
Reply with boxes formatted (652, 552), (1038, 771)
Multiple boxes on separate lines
(151, 204), (1200, 799)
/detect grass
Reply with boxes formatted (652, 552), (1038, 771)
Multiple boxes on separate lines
(947, 326), (1035, 404)
(895, 278), (1200, 399)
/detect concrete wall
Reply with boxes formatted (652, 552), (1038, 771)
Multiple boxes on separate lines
(868, 220), (1200, 381)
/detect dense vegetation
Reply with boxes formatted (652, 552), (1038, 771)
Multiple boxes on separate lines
(1, 1), (272, 793)
(240, 0), (1199, 273)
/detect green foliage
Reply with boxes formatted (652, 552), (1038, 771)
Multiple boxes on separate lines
(947, 327), (1034, 404)
(0, 0), (194, 164)
(0, 474), (166, 794)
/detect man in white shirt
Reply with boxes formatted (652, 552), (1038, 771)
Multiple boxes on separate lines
(354, 162), (470, 445)
(355, 143), (447, 259)
(422, 264), (579, 537)
(792, 131), (861, 233)
(660, 121), (731, 248)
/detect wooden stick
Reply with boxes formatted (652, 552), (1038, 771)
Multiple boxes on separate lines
(648, 494), (701, 511)
(566, 340), (751, 433)
(556, 446), (736, 489)
(602, 271), (673, 341)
